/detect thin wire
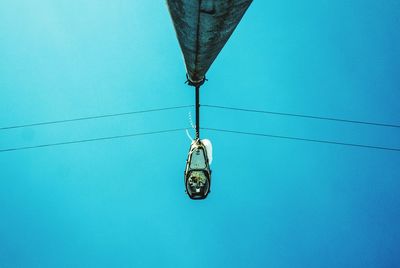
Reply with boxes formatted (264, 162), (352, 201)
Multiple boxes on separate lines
(202, 127), (400, 152)
(203, 104), (400, 129)
(0, 128), (186, 153)
(2, 104), (399, 131)
(1, 126), (398, 153)
(0, 105), (193, 131)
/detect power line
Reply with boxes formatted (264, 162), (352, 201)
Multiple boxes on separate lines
(0, 105), (193, 131)
(1, 126), (398, 153)
(203, 104), (400, 129)
(0, 128), (186, 153)
(2, 104), (398, 132)
(202, 127), (400, 152)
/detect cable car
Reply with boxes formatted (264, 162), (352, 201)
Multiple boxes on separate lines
(184, 139), (212, 199)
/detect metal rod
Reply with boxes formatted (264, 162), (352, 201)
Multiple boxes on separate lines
(195, 85), (200, 139)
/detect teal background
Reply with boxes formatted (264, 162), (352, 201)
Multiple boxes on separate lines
(1, 1), (399, 267)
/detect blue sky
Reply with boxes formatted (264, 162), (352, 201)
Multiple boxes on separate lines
(1, 1), (399, 267)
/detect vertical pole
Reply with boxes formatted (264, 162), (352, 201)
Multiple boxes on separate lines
(195, 85), (200, 139)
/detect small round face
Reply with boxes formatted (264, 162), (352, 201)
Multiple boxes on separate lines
(186, 170), (210, 199)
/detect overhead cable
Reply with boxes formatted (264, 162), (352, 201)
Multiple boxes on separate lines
(0, 128), (186, 153)
(203, 104), (400, 129)
(202, 127), (400, 152)
(1, 127), (399, 153)
(0, 105), (193, 131)
(2, 104), (398, 131)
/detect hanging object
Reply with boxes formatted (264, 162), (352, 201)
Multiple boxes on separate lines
(184, 139), (212, 199)
(167, 0), (253, 85)
(167, 0), (252, 199)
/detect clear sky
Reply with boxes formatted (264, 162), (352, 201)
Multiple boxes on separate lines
(1, 1), (399, 267)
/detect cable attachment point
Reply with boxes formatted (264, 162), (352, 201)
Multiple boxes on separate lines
(185, 74), (208, 87)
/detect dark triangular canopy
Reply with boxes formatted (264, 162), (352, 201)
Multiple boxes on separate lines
(167, 0), (252, 84)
